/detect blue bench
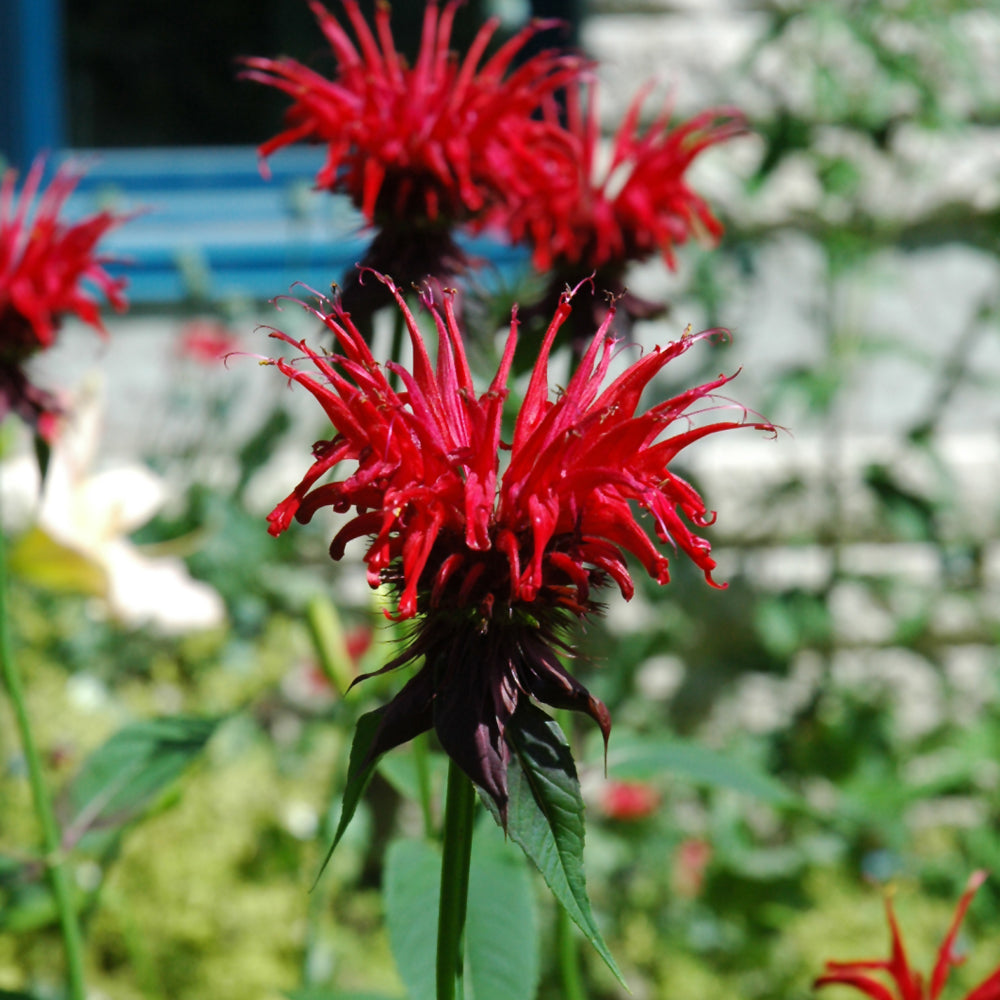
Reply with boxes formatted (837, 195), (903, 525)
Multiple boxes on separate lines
(56, 146), (528, 305)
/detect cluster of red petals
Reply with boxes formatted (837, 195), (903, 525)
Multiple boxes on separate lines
(1, 158), (130, 436)
(506, 82), (746, 274)
(265, 272), (769, 623)
(815, 872), (1000, 1000)
(1, 158), (129, 354)
(242, 0), (580, 225)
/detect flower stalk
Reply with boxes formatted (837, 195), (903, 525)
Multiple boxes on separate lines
(0, 492), (87, 1000)
(436, 760), (477, 1000)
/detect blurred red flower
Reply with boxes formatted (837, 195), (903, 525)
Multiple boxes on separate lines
(512, 82), (744, 274)
(0, 158), (130, 437)
(815, 872), (1000, 1000)
(263, 271), (770, 816)
(177, 319), (241, 364)
(601, 781), (660, 821)
(506, 82), (745, 334)
(672, 837), (712, 898)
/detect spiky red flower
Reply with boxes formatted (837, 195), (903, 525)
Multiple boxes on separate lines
(264, 271), (769, 814)
(1, 158), (130, 436)
(815, 873), (1000, 1000)
(508, 82), (745, 275)
(243, 0), (579, 226)
(502, 80), (745, 338)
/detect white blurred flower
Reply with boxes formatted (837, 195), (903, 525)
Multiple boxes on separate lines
(3, 378), (226, 634)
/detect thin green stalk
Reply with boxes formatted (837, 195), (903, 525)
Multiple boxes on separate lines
(0, 507), (88, 1000)
(436, 760), (476, 1000)
(389, 304), (406, 390)
(556, 902), (587, 1000)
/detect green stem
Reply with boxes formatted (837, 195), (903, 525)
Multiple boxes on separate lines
(436, 761), (476, 1000)
(389, 305), (406, 390)
(556, 902), (587, 1000)
(0, 507), (88, 1000)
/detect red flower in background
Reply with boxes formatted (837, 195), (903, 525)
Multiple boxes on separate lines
(263, 271), (771, 817)
(513, 82), (744, 274)
(602, 781), (660, 821)
(815, 872), (1000, 1000)
(176, 319), (241, 364)
(506, 82), (745, 334)
(0, 158), (130, 437)
(243, 1), (579, 225)
(243, 1), (580, 321)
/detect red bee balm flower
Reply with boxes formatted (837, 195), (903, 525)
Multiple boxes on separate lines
(513, 82), (745, 275)
(815, 872), (1000, 1000)
(244, 0), (579, 219)
(506, 82), (745, 333)
(243, 0), (579, 223)
(243, 1), (580, 319)
(0, 158), (129, 436)
(264, 273), (770, 815)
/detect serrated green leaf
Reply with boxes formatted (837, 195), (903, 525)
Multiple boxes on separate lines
(501, 703), (625, 987)
(384, 826), (539, 1000)
(315, 709), (384, 882)
(67, 715), (220, 834)
(602, 733), (796, 806)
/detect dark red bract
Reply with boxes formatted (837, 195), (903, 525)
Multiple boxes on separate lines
(264, 271), (770, 814)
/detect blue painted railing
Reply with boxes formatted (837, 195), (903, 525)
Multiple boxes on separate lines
(56, 146), (529, 305)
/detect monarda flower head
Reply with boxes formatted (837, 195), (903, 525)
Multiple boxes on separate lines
(242, 1), (581, 320)
(0, 158), (130, 438)
(506, 81), (745, 335)
(264, 272), (770, 818)
(815, 873), (1000, 1000)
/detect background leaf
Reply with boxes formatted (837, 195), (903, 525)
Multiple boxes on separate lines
(384, 838), (440, 1000)
(8, 527), (107, 596)
(601, 732), (796, 806)
(285, 991), (401, 1000)
(465, 818), (539, 1000)
(66, 715), (221, 833)
(384, 823), (539, 1000)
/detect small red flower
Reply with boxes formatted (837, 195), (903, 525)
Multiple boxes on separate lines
(601, 781), (660, 821)
(243, 1), (579, 226)
(263, 272), (770, 815)
(1, 158), (130, 436)
(815, 872), (1000, 1000)
(177, 319), (241, 364)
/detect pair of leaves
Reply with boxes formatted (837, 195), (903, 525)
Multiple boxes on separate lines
(324, 702), (624, 986)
